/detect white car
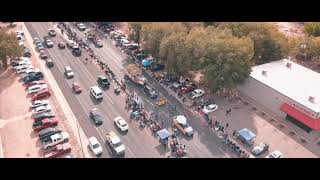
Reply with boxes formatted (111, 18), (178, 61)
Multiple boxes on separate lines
(16, 30), (24, 36)
(30, 100), (49, 108)
(106, 132), (125, 155)
(17, 34), (24, 41)
(28, 84), (48, 94)
(21, 69), (40, 79)
(265, 150), (282, 158)
(32, 105), (51, 114)
(16, 64), (34, 74)
(252, 142), (269, 156)
(45, 39), (54, 47)
(77, 23), (86, 31)
(18, 41), (25, 47)
(88, 136), (102, 156)
(65, 66), (74, 78)
(189, 89), (205, 99)
(202, 104), (219, 114)
(114, 116), (129, 132)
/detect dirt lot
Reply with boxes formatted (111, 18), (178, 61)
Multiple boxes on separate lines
(0, 22), (81, 158)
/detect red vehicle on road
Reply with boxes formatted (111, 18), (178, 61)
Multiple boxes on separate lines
(33, 118), (59, 132)
(31, 89), (51, 101)
(72, 82), (82, 93)
(25, 80), (45, 88)
(43, 142), (71, 158)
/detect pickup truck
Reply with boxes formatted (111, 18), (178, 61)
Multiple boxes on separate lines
(106, 131), (125, 155)
(124, 64), (146, 86)
(41, 132), (69, 150)
(33, 118), (58, 132)
(43, 142), (71, 158)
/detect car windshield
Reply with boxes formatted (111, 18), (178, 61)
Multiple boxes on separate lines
(92, 143), (100, 149)
(181, 123), (190, 129)
(94, 113), (102, 120)
(121, 123), (127, 127)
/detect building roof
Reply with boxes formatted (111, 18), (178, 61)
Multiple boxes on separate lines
(250, 59), (320, 113)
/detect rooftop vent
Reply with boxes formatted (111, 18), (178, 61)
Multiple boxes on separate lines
(286, 62), (292, 68)
(309, 96), (315, 103)
(262, 70), (267, 76)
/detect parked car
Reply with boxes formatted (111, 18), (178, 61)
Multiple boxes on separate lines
(58, 42), (66, 49)
(252, 142), (269, 156)
(23, 47), (32, 57)
(28, 84), (48, 94)
(143, 85), (158, 99)
(114, 116), (129, 132)
(33, 118), (58, 132)
(25, 80), (45, 88)
(23, 72), (44, 83)
(44, 36), (54, 48)
(150, 63), (165, 72)
(77, 23), (86, 31)
(48, 29), (56, 37)
(20, 68), (39, 79)
(265, 150), (282, 158)
(32, 105), (51, 115)
(173, 115), (194, 136)
(64, 154), (76, 158)
(43, 142), (71, 158)
(202, 104), (219, 114)
(33, 37), (40, 44)
(38, 126), (61, 141)
(97, 75), (110, 88)
(45, 58), (54, 68)
(89, 108), (103, 125)
(31, 89), (51, 101)
(30, 100), (49, 108)
(41, 132), (69, 150)
(188, 89), (205, 99)
(106, 131), (125, 155)
(88, 137), (103, 156)
(39, 49), (48, 59)
(36, 42), (45, 51)
(16, 65), (34, 74)
(72, 82), (82, 93)
(64, 66), (74, 78)
(33, 112), (55, 122)
(179, 83), (197, 94)
(96, 39), (103, 47)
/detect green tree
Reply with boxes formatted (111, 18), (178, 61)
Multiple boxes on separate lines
(304, 22), (320, 37)
(0, 30), (23, 68)
(141, 22), (188, 59)
(128, 22), (144, 45)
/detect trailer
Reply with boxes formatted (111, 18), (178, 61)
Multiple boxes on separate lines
(124, 64), (146, 86)
(41, 132), (69, 150)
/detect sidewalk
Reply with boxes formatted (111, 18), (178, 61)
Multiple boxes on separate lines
(21, 22), (92, 158)
(0, 132), (3, 158)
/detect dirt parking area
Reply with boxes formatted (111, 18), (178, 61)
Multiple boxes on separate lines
(0, 23), (81, 158)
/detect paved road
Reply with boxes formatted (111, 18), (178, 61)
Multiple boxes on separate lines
(25, 22), (230, 158)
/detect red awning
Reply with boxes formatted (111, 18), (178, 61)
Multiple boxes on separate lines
(280, 103), (320, 130)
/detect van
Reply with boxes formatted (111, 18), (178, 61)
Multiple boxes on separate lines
(90, 86), (103, 100)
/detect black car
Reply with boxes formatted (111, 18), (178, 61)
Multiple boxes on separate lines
(89, 108), (103, 125)
(23, 48), (32, 57)
(72, 46), (82, 56)
(38, 126), (61, 141)
(97, 75), (110, 88)
(144, 85), (159, 99)
(150, 63), (165, 72)
(23, 72), (44, 82)
(33, 112), (55, 122)
(45, 59), (54, 68)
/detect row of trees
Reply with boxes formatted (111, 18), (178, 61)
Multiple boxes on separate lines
(127, 22), (302, 93)
(0, 29), (23, 68)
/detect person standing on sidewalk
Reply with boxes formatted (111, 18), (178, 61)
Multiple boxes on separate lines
(226, 123), (229, 129)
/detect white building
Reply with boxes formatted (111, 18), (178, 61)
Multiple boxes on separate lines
(237, 59), (320, 132)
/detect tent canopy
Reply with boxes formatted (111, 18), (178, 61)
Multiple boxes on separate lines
(237, 128), (256, 141)
(142, 59), (153, 67)
(157, 128), (170, 140)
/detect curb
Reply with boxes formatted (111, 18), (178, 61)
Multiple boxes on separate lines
(0, 132), (4, 158)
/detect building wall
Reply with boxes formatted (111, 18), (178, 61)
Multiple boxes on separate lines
(237, 77), (293, 118)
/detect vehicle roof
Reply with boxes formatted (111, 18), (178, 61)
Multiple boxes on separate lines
(90, 108), (100, 114)
(115, 117), (126, 125)
(91, 86), (101, 92)
(98, 75), (107, 79)
(194, 89), (204, 93)
(72, 82), (80, 86)
(175, 115), (187, 125)
(65, 66), (72, 70)
(107, 132), (121, 144)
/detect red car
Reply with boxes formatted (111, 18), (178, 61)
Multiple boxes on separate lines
(179, 83), (197, 94)
(32, 118), (59, 132)
(31, 89), (51, 101)
(43, 142), (71, 158)
(72, 82), (82, 93)
(39, 50), (48, 59)
(25, 80), (46, 88)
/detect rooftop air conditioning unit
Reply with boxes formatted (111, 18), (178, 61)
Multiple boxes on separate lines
(309, 96), (315, 103)
(262, 70), (267, 76)
(286, 62), (292, 68)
